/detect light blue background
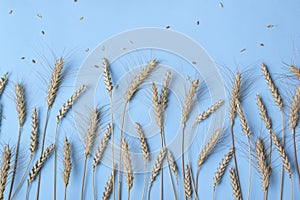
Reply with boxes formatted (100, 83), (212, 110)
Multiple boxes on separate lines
(0, 0), (300, 200)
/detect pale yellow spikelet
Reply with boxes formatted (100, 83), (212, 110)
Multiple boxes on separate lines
(289, 85), (300, 131)
(152, 83), (162, 129)
(149, 148), (166, 187)
(261, 63), (283, 110)
(256, 95), (272, 131)
(121, 139), (133, 191)
(135, 123), (149, 162)
(47, 58), (63, 108)
(213, 148), (234, 189)
(124, 59), (157, 103)
(102, 169), (114, 200)
(30, 107), (38, 155)
(194, 100), (224, 124)
(15, 84), (26, 127)
(62, 138), (72, 187)
(0, 145), (11, 200)
(57, 85), (87, 123)
(236, 100), (251, 138)
(197, 129), (222, 168)
(289, 65), (300, 80)
(181, 79), (199, 124)
(0, 72), (8, 97)
(184, 164), (192, 199)
(254, 138), (271, 191)
(159, 70), (171, 110)
(102, 58), (113, 94)
(229, 73), (241, 124)
(229, 168), (242, 200)
(167, 150), (178, 184)
(84, 109), (98, 158)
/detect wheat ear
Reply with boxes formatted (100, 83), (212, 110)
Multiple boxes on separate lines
(0, 145), (11, 200)
(56, 85), (87, 123)
(229, 73), (241, 125)
(148, 148), (166, 198)
(289, 85), (300, 185)
(136, 122), (149, 200)
(27, 144), (54, 183)
(184, 164), (192, 200)
(213, 148), (234, 190)
(124, 59), (157, 103)
(289, 65), (300, 80)
(102, 169), (114, 200)
(194, 100), (224, 124)
(152, 83), (163, 130)
(254, 139), (271, 197)
(181, 79), (199, 124)
(102, 58), (113, 93)
(121, 139), (133, 199)
(159, 69), (171, 110)
(167, 150), (178, 184)
(229, 168), (242, 200)
(0, 72), (8, 98)
(46, 57), (63, 108)
(81, 108), (98, 200)
(62, 138), (72, 188)
(196, 129), (222, 189)
(236, 100), (251, 138)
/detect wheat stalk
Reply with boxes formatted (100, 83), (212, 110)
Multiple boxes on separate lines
(184, 164), (192, 200)
(27, 144), (54, 183)
(135, 123), (149, 162)
(289, 65), (300, 80)
(213, 148), (234, 190)
(92, 124), (112, 169)
(102, 58), (113, 93)
(102, 169), (114, 200)
(229, 73), (241, 124)
(194, 100), (224, 124)
(0, 72), (8, 98)
(261, 63), (283, 110)
(152, 83), (163, 130)
(254, 139), (271, 193)
(124, 59), (157, 103)
(159, 69), (171, 110)
(56, 85), (87, 123)
(229, 168), (242, 200)
(15, 84), (26, 127)
(0, 145), (11, 200)
(167, 150), (178, 184)
(46, 57), (63, 108)
(121, 139), (133, 199)
(181, 79), (199, 124)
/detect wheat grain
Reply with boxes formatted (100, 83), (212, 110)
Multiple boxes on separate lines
(213, 148), (234, 189)
(0, 72), (8, 98)
(135, 123), (149, 162)
(0, 146), (11, 200)
(254, 139), (271, 192)
(184, 164), (192, 199)
(229, 73), (241, 124)
(159, 70), (171, 110)
(194, 100), (224, 124)
(102, 169), (114, 200)
(256, 95), (272, 131)
(62, 138), (72, 187)
(181, 79), (199, 124)
(197, 129), (222, 168)
(149, 148), (166, 186)
(121, 140), (133, 191)
(84, 108), (98, 158)
(15, 84), (26, 127)
(289, 65), (300, 80)
(57, 85), (87, 123)
(46, 57), (63, 108)
(261, 63), (283, 110)
(92, 124), (112, 169)
(289, 85), (300, 130)
(152, 83), (163, 129)
(102, 58), (113, 93)
(167, 150), (178, 184)
(236, 100), (251, 138)
(270, 131), (292, 178)
(124, 59), (157, 102)
(27, 144), (54, 183)
(229, 168), (242, 200)
(30, 107), (38, 155)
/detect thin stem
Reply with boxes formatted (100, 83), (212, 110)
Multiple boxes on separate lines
(247, 138), (252, 200)
(279, 111), (285, 200)
(109, 93), (115, 200)
(10, 155), (33, 199)
(292, 129), (300, 185)
(264, 190), (267, 200)
(36, 108), (50, 200)
(142, 162), (147, 200)
(92, 169), (96, 200)
(53, 123), (59, 200)
(188, 160), (198, 200)
(26, 184), (30, 200)
(118, 103), (128, 200)
(8, 126), (22, 199)
(289, 177), (293, 200)
(160, 169), (163, 200)
(147, 184), (152, 200)
(128, 188), (131, 200)
(212, 188), (215, 200)
(181, 124), (186, 197)
(195, 167), (200, 191)
(80, 157), (88, 200)
(64, 185), (67, 200)
(268, 130), (272, 169)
